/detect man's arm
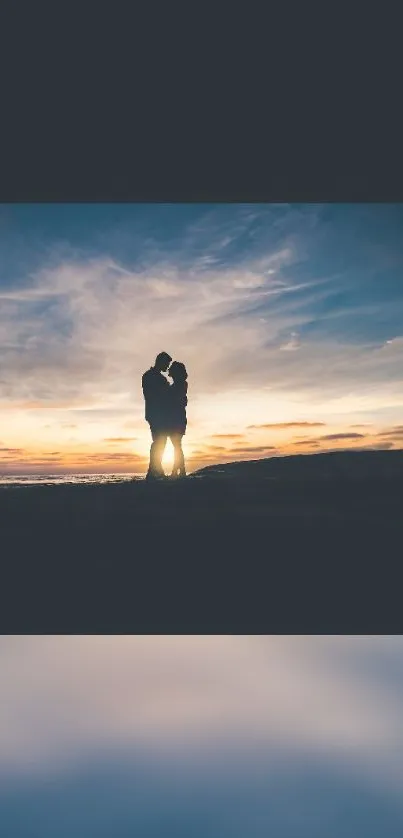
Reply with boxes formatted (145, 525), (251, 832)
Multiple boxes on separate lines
(142, 371), (150, 398)
(143, 370), (170, 423)
(142, 370), (159, 401)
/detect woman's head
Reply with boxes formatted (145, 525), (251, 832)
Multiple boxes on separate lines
(169, 361), (188, 383)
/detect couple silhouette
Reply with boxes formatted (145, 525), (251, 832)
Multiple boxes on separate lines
(142, 352), (188, 481)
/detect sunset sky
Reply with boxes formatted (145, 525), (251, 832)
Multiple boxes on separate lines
(1, 203), (402, 474)
(1, 636), (403, 836)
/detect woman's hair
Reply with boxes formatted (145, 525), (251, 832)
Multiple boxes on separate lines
(169, 361), (188, 382)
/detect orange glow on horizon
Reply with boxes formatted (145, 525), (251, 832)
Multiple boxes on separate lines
(0, 427), (400, 475)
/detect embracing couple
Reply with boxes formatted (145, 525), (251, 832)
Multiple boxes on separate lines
(142, 352), (188, 481)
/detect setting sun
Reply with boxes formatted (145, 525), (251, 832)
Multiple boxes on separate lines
(162, 440), (175, 472)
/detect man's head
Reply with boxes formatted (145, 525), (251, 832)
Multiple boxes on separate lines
(154, 352), (172, 372)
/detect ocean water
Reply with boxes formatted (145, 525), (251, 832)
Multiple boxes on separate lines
(0, 473), (144, 488)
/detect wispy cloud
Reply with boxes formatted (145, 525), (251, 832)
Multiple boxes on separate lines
(209, 433), (245, 439)
(358, 442), (396, 451)
(248, 422), (327, 430)
(293, 440), (321, 447)
(279, 332), (301, 352)
(320, 432), (366, 441)
(103, 437), (137, 443)
(377, 426), (403, 438)
(231, 445), (277, 454)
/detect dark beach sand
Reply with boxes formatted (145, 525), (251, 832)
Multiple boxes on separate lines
(1, 450), (402, 633)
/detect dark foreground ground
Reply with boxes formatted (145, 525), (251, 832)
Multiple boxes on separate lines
(1, 450), (402, 632)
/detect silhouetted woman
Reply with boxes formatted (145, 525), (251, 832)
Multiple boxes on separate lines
(168, 361), (188, 478)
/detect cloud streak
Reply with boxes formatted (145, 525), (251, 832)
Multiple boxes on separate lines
(320, 432), (365, 441)
(248, 422), (327, 430)
(103, 437), (137, 443)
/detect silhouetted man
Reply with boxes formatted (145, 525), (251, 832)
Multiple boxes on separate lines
(142, 352), (172, 480)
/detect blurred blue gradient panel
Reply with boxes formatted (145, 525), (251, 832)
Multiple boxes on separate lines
(1, 636), (403, 836)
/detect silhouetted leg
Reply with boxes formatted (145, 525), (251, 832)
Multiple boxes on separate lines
(148, 427), (168, 478)
(171, 433), (186, 477)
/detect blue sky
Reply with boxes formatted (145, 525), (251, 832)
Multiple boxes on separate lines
(0, 203), (402, 472)
(1, 636), (403, 836)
